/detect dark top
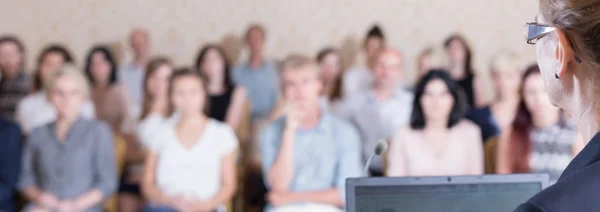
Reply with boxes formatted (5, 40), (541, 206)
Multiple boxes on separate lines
(0, 72), (31, 121)
(465, 106), (500, 142)
(0, 117), (22, 212)
(514, 132), (600, 212)
(457, 74), (475, 108)
(19, 118), (117, 212)
(208, 88), (234, 122)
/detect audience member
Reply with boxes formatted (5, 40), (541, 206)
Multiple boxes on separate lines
(142, 69), (238, 212)
(339, 49), (413, 176)
(496, 65), (583, 184)
(118, 57), (174, 212)
(233, 24), (279, 122)
(120, 28), (151, 106)
(18, 66), (117, 212)
(387, 70), (483, 176)
(137, 57), (175, 149)
(15, 44), (96, 134)
(0, 117), (22, 212)
(195, 44), (248, 129)
(416, 47), (434, 78)
(343, 25), (385, 97)
(466, 51), (522, 142)
(0, 36), (30, 121)
(260, 54), (361, 211)
(444, 34), (485, 108)
(316, 47), (344, 112)
(85, 45), (132, 133)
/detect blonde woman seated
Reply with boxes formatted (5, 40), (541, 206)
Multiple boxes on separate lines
(142, 69), (238, 212)
(18, 66), (117, 212)
(387, 70), (483, 176)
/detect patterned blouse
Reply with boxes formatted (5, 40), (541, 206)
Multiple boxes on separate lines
(529, 122), (577, 185)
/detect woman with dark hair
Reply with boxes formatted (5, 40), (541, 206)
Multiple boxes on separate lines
(316, 47), (344, 111)
(16, 44), (96, 134)
(497, 65), (581, 185)
(0, 35), (30, 121)
(444, 34), (485, 108)
(386, 70), (483, 176)
(195, 44), (248, 130)
(142, 69), (237, 212)
(85, 45), (132, 133)
(343, 25), (386, 97)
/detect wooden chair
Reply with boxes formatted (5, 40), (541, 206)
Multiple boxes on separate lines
(231, 101), (251, 212)
(484, 136), (499, 174)
(105, 133), (128, 212)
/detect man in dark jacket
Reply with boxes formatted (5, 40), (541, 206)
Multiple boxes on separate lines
(0, 117), (22, 212)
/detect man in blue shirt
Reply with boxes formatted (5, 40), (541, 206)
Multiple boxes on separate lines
(0, 116), (22, 211)
(232, 24), (279, 122)
(260, 54), (362, 211)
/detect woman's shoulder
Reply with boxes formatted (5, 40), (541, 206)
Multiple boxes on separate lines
(393, 126), (419, 141)
(81, 118), (112, 133)
(207, 118), (235, 134)
(452, 119), (482, 136)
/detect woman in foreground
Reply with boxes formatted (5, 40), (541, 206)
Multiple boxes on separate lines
(515, 0), (600, 210)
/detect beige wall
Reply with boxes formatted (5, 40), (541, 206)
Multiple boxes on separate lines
(0, 0), (538, 100)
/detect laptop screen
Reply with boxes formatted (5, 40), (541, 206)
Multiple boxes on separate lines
(354, 182), (541, 212)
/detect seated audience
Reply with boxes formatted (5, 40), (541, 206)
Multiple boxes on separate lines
(387, 70), (483, 176)
(119, 57), (173, 212)
(195, 44), (248, 129)
(316, 47), (344, 112)
(85, 45), (132, 133)
(0, 117), (22, 212)
(141, 69), (238, 212)
(497, 65), (583, 184)
(339, 48), (413, 176)
(16, 44), (96, 134)
(233, 24), (279, 122)
(466, 51), (522, 142)
(343, 25), (385, 97)
(444, 34), (485, 108)
(18, 66), (117, 212)
(260, 54), (361, 211)
(119, 28), (151, 107)
(0, 36), (30, 121)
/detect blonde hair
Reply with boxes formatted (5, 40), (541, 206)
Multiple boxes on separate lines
(280, 54), (320, 77)
(46, 64), (90, 97)
(490, 51), (520, 73)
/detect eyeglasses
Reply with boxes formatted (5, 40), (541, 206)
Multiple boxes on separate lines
(524, 22), (582, 63)
(524, 22), (556, 45)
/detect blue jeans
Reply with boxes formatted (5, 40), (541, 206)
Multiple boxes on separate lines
(143, 204), (178, 212)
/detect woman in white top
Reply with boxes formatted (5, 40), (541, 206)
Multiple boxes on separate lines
(387, 70), (483, 176)
(15, 44), (95, 134)
(118, 57), (174, 212)
(142, 68), (238, 212)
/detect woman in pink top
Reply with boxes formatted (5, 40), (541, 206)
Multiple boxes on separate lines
(386, 70), (483, 176)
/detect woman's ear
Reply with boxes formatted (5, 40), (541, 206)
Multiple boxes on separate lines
(554, 29), (576, 78)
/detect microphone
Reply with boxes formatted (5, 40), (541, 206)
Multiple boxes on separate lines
(363, 139), (388, 177)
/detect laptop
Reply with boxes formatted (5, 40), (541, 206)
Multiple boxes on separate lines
(345, 174), (549, 212)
